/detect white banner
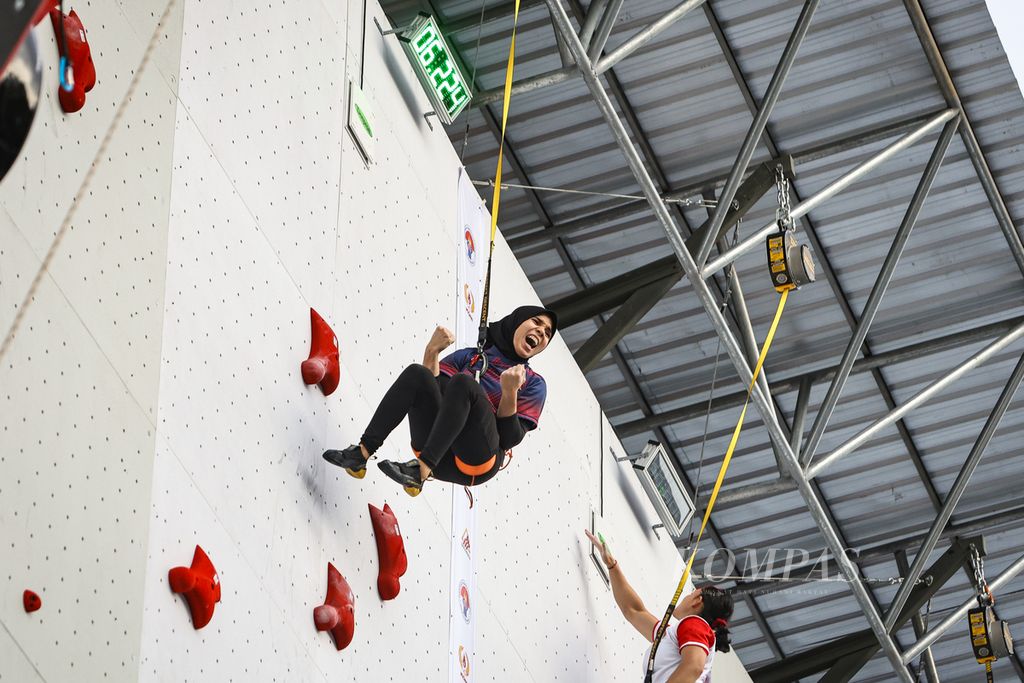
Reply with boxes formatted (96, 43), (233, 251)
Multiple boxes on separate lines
(449, 168), (486, 683)
(455, 168), (487, 347)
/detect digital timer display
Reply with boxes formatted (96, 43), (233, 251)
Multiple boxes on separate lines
(402, 14), (472, 124)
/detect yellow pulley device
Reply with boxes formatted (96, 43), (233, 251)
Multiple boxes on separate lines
(969, 607), (1014, 663)
(766, 227), (815, 293)
(765, 164), (816, 293)
(967, 545), (1015, 682)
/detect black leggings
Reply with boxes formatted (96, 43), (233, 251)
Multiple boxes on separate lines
(360, 364), (503, 486)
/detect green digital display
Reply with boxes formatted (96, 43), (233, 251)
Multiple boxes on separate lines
(402, 14), (472, 124)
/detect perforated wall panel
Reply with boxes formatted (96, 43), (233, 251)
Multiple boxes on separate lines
(0, 1), (182, 680)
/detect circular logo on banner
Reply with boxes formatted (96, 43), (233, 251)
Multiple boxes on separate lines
(464, 228), (476, 265)
(458, 644), (471, 681)
(464, 283), (475, 318)
(459, 580), (471, 623)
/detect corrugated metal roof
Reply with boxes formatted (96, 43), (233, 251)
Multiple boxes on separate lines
(382, 0), (1024, 679)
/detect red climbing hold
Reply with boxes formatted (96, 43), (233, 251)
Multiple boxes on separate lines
(313, 562), (355, 650)
(168, 545), (221, 629)
(301, 308), (340, 396)
(22, 590), (41, 613)
(368, 503), (408, 601)
(49, 7), (96, 114)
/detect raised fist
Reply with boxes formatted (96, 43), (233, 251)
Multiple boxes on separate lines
(427, 325), (455, 354)
(500, 364), (526, 393)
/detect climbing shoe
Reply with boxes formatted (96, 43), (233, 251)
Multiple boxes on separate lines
(377, 459), (424, 497)
(323, 445), (368, 479)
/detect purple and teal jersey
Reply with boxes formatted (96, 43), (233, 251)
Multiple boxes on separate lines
(438, 346), (546, 429)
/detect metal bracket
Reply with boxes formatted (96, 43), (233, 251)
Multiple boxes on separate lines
(374, 15), (418, 42)
(775, 153), (796, 182)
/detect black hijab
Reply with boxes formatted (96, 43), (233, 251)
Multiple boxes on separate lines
(486, 305), (559, 363)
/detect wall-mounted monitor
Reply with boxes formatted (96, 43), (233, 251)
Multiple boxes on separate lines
(632, 440), (695, 541)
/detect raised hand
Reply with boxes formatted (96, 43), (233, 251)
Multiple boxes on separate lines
(584, 529), (616, 569)
(427, 325), (455, 354)
(500, 364), (527, 393)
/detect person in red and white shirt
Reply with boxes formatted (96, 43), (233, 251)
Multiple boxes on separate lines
(586, 530), (734, 683)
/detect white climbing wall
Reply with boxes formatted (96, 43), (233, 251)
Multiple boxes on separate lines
(0, 0), (754, 681)
(0, 0), (183, 681)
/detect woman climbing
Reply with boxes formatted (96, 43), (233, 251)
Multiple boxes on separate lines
(322, 305), (557, 495)
(584, 530), (734, 683)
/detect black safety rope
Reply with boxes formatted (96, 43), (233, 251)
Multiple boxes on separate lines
(689, 218), (741, 545)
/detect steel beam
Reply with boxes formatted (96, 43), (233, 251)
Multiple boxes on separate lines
(737, 506), (1024, 598)
(800, 115), (960, 468)
(616, 315), (1024, 437)
(702, 108), (958, 278)
(790, 376), (812, 455)
(594, 0), (706, 73)
(895, 550), (941, 683)
(816, 555), (937, 683)
(588, 0), (624, 61)
(574, 274), (677, 372)
(472, 66), (576, 107)
(807, 319), (1024, 479)
(884, 351), (1024, 628)
(819, 648), (883, 683)
(902, 0), (1024, 276)
(749, 537), (982, 683)
(694, 0), (818, 267)
(795, 110), (947, 164)
(578, 0), (607, 49)
(552, 15), (574, 68)
(504, 111), (942, 249)
(546, 160), (782, 327)
(859, 504), (1024, 563)
(556, 13), (789, 492)
(714, 477), (798, 507)
(543, 1), (912, 678)
(507, 200), (642, 250)
(665, 0), (940, 525)
(474, 0), (706, 108)
(903, 551), (1024, 664)
(551, 256), (680, 327)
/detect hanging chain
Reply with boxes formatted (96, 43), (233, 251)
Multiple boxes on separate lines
(775, 165), (793, 230)
(970, 544), (993, 606)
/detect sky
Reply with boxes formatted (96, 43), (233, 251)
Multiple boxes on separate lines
(985, 0), (1024, 92)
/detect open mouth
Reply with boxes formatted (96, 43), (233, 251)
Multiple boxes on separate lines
(525, 334), (540, 351)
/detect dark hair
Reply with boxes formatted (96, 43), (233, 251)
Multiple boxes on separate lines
(698, 586), (734, 653)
